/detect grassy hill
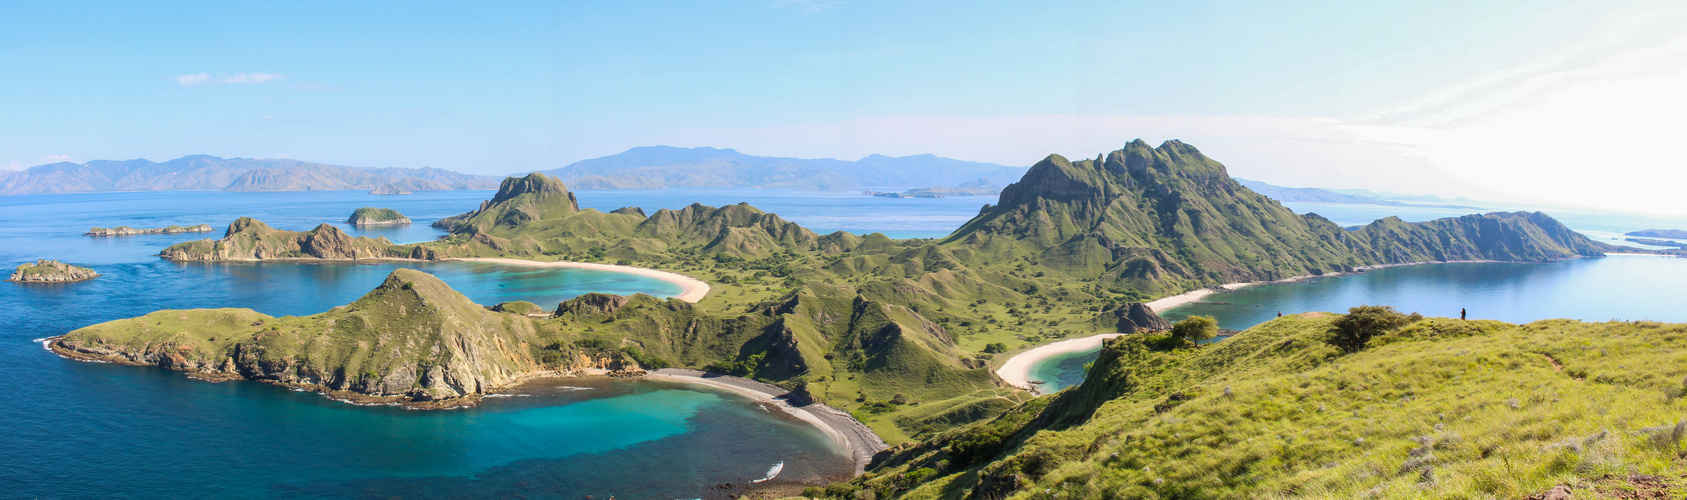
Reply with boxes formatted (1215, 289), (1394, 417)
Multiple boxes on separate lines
(141, 139), (1633, 454)
(835, 313), (1687, 499)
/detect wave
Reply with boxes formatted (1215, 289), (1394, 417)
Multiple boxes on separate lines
(749, 461), (784, 484)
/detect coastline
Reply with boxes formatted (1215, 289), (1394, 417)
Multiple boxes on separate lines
(448, 257), (712, 303)
(995, 334), (1122, 393)
(1008, 258), (1578, 395)
(644, 368), (887, 476)
(1145, 259), (1509, 313)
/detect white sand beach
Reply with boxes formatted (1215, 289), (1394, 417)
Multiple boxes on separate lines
(451, 257), (711, 303)
(645, 369), (887, 474)
(995, 333), (1123, 392)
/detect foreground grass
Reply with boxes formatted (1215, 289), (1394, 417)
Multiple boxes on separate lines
(835, 314), (1687, 499)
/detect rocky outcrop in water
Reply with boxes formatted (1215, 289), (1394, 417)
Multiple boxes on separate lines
(161, 217), (408, 261)
(86, 224), (214, 236)
(8, 259), (99, 283)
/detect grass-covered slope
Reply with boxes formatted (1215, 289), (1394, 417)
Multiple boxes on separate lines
(346, 207), (411, 225)
(840, 314), (1687, 499)
(943, 140), (1618, 297)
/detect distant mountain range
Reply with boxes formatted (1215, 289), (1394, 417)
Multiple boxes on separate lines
(541, 146), (1028, 189)
(1234, 178), (1482, 210)
(0, 155), (501, 195)
(0, 147), (1026, 196)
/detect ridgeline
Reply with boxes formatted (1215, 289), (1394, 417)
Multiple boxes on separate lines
(60, 139), (1644, 496)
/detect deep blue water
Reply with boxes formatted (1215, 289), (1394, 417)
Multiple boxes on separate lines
(1, 189), (987, 498)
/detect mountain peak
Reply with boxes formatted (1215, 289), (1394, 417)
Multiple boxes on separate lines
(491, 172), (570, 204)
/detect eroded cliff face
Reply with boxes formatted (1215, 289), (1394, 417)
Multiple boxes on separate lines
(8, 259), (99, 283)
(160, 217), (405, 261)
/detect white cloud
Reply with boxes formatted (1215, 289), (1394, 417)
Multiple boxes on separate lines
(38, 154), (71, 163)
(175, 73), (211, 86)
(224, 72), (283, 84)
(5, 162), (24, 171)
(175, 72), (284, 86)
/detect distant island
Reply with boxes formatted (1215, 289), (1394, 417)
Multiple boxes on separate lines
(1235, 178), (1483, 210)
(1628, 229), (1687, 239)
(543, 146), (1027, 190)
(86, 224), (214, 236)
(0, 155), (500, 195)
(8, 259), (98, 283)
(865, 178), (1003, 198)
(48, 138), (1645, 498)
(368, 184), (411, 195)
(346, 207), (412, 225)
(1628, 237), (1687, 249)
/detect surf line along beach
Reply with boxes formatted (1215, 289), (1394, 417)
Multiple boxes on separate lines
(450, 257), (711, 303)
(644, 369), (888, 476)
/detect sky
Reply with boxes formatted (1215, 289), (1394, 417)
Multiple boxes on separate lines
(1, 1), (1683, 214)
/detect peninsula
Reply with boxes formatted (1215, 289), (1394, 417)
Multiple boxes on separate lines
(57, 139), (1640, 496)
(9, 260), (99, 283)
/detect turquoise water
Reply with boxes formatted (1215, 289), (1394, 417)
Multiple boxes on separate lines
(1, 189), (950, 498)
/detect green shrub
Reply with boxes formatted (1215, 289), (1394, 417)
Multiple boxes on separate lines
(1170, 315), (1218, 343)
(1327, 305), (1420, 351)
(983, 342), (1008, 354)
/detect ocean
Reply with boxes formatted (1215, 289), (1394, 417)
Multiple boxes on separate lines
(4, 187), (1684, 495)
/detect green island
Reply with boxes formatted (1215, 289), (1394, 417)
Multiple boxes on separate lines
(9, 259), (100, 283)
(346, 207), (412, 225)
(48, 139), (1664, 497)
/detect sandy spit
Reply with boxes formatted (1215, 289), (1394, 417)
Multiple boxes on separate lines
(995, 334), (1123, 394)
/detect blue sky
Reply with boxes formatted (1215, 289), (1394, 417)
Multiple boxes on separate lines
(2, 1), (1683, 213)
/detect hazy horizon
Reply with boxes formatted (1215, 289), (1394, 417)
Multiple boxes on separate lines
(3, 1), (1682, 215)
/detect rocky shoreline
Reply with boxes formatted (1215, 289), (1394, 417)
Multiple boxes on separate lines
(347, 207), (412, 225)
(86, 224), (214, 236)
(8, 260), (99, 283)
(45, 335), (649, 410)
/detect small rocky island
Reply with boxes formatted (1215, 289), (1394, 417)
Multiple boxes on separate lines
(346, 207), (412, 225)
(369, 184), (412, 195)
(86, 224), (214, 236)
(8, 260), (99, 283)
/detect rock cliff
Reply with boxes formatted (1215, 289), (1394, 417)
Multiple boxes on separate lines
(8, 259), (99, 283)
(161, 217), (407, 261)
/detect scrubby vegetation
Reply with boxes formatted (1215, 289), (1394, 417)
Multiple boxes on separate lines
(119, 140), (1633, 473)
(825, 314), (1687, 499)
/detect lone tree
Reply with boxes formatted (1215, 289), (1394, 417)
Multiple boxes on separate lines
(1171, 315), (1219, 344)
(1327, 305), (1421, 351)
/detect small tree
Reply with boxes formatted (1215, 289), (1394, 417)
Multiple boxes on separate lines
(1171, 315), (1219, 344)
(1328, 305), (1418, 351)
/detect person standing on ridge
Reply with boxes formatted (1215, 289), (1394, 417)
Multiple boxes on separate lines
(1461, 308), (1467, 320)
